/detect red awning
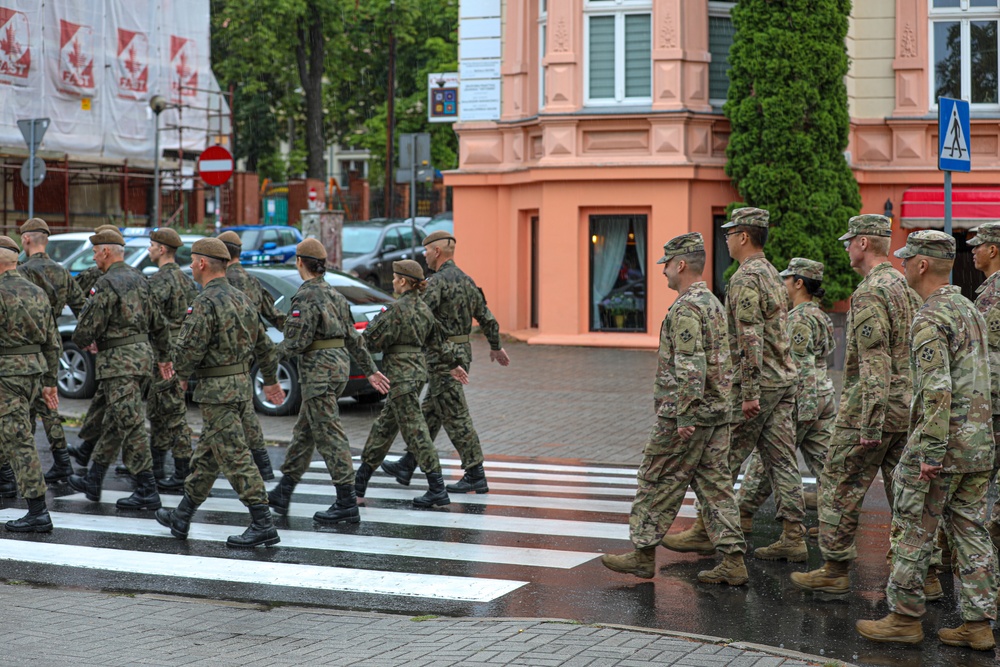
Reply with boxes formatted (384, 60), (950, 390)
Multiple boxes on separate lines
(900, 187), (1000, 230)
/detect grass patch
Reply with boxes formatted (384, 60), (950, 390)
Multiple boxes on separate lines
(410, 615), (439, 622)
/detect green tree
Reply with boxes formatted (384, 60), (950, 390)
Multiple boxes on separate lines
(724, 0), (861, 302)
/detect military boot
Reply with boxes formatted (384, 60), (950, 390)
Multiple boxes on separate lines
(790, 560), (850, 594)
(113, 463), (136, 481)
(157, 457), (190, 493)
(803, 491), (818, 511)
(155, 494), (199, 540)
(150, 449), (167, 481)
(753, 520), (808, 562)
(446, 463), (489, 494)
(116, 471), (162, 510)
(697, 553), (749, 586)
(740, 509), (754, 535)
(67, 440), (97, 469)
(226, 504), (280, 548)
(938, 621), (996, 651)
(267, 475), (297, 515)
(660, 515), (716, 555)
(68, 462), (107, 502)
(313, 485), (361, 525)
(601, 546), (656, 579)
(0, 463), (18, 498)
(43, 448), (73, 484)
(252, 448), (275, 481)
(5, 497), (53, 533)
(354, 462), (374, 498)
(413, 472), (451, 508)
(856, 613), (924, 645)
(924, 568), (944, 602)
(985, 520), (1000, 553)
(381, 451), (417, 486)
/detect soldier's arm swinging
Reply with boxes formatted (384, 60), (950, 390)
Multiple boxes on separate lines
(853, 296), (892, 445)
(910, 321), (952, 474)
(672, 306), (706, 434)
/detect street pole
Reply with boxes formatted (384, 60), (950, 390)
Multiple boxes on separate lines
(152, 113), (160, 227)
(384, 0), (396, 218)
(27, 122), (35, 219)
(945, 170), (953, 283)
(410, 150), (417, 256)
(215, 185), (221, 233)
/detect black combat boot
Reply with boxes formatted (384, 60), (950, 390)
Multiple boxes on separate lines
(0, 463), (18, 498)
(313, 484), (361, 525)
(151, 449), (167, 481)
(116, 471), (162, 510)
(157, 457), (190, 493)
(267, 475), (297, 515)
(155, 494), (199, 539)
(68, 462), (107, 502)
(226, 504), (280, 548)
(413, 472), (451, 508)
(114, 463), (135, 478)
(67, 440), (97, 468)
(354, 462), (374, 497)
(446, 463), (489, 494)
(381, 451), (416, 486)
(252, 448), (275, 481)
(5, 497), (53, 533)
(43, 448), (73, 484)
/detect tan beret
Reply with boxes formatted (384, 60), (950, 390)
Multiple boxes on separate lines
(94, 224), (120, 235)
(422, 230), (455, 246)
(0, 235), (20, 253)
(296, 238), (327, 261)
(150, 228), (183, 249)
(190, 237), (231, 262)
(20, 218), (50, 235)
(89, 230), (125, 246)
(392, 259), (424, 281)
(217, 230), (242, 248)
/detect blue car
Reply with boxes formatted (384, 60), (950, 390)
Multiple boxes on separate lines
(220, 225), (303, 265)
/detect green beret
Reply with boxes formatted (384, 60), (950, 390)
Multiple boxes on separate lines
(422, 230), (455, 246)
(89, 230), (126, 246)
(893, 230), (956, 260)
(721, 207), (769, 229)
(778, 257), (824, 281)
(20, 218), (50, 235)
(296, 238), (327, 261)
(656, 232), (704, 264)
(191, 237), (231, 262)
(393, 259), (425, 281)
(150, 228), (183, 249)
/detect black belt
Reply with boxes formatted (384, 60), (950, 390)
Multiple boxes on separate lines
(0, 344), (41, 356)
(304, 338), (345, 352)
(386, 345), (422, 354)
(195, 362), (250, 378)
(448, 334), (471, 343)
(97, 334), (149, 352)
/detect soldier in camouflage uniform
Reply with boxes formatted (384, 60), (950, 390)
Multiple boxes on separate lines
(67, 229), (172, 512)
(857, 231), (998, 651)
(602, 234), (748, 585)
(359, 260), (468, 508)
(792, 215), (921, 595)
(73, 224), (120, 296)
(267, 239), (389, 524)
(376, 230), (510, 495)
(738, 259), (835, 535)
(0, 236), (61, 532)
(155, 238), (286, 549)
(663, 208), (807, 562)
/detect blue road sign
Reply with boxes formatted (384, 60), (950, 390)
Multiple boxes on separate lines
(938, 97), (971, 172)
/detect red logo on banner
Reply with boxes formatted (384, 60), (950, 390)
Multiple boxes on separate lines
(116, 28), (148, 99)
(59, 19), (94, 93)
(170, 35), (197, 101)
(0, 8), (30, 83)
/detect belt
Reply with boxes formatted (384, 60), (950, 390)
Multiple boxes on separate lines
(386, 344), (422, 354)
(448, 334), (471, 344)
(195, 362), (250, 379)
(304, 338), (345, 352)
(97, 334), (149, 352)
(0, 344), (41, 356)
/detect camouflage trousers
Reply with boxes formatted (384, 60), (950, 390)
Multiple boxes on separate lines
(185, 400), (267, 507)
(632, 418), (745, 554)
(29, 391), (67, 451)
(990, 416), (1000, 526)
(887, 470), (998, 621)
(281, 380), (353, 486)
(818, 429), (905, 562)
(737, 392), (834, 515)
(361, 389), (442, 475)
(0, 374), (48, 499)
(728, 385), (804, 523)
(77, 381), (107, 444)
(147, 373), (192, 459)
(92, 376), (153, 474)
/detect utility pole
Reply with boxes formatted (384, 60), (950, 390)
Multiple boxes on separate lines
(384, 0), (396, 218)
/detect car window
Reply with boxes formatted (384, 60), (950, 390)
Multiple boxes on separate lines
(279, 229), (296, 246)
(262, 229), (279, 245)
(382, 229), (402, 251)
(47, 239), (86, 263)
(68, 244), (145, 272)
(396, 226), (420, 250)
(325, 278), (394, 305)
(239, 230), (261, 250)
(342, 227), (382, 256)
(135, 253), (155, 272)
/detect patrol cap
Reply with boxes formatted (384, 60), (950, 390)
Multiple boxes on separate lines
(217, 230), (242, 248)
(190, 237), (231, 262)
(89, 229), (125, 246)
(721, 207), (769, 229)
(392, 259), (424, 281)
(150, 228), (183, 249)
(967, 221), (1000, 247)
(296, 238), (327, 261)
(779, 257), (824, 281)
(20, 217), (50, 235)
(0, 235), (19, 253)
(94, 224), (120, 235)
(893, 230), (956, 260)
(422, 230), (455, 246)
(838, 214), (892, 241)
(656, 232), (704, 264)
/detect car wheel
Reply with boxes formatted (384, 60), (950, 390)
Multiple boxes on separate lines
(58, 340), (97, 399)
(353, 391), (385, 405)
(251, 359), (301, 416)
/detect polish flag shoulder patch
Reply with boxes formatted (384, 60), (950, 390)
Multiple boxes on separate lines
(186, 306), (193, 315)
(89, 287), (97, 296)
(291, 310), (301, 318)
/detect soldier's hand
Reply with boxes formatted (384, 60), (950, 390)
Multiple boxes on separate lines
(918, 462), (943, 481)
(367, 371), (390, 395)
(677, 426), (696, 441)
(42, 387), (59, 411)
(158, 362), (175, 381)
(263, 383), (286, 405)
(450, 366), (470, 384)
(741, 399), (761, 420)
(490, 349), (510, 366)
(85, 342), (98, 354)
(179, 380), (189, 392)
(860, 438), (881, 449)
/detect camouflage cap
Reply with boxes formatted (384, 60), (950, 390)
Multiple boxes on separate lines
(94, 224), (120, 235)
(0, 235), (20, 253)
(149, 228), (183, 249)
(721, 207), (769, 229)
(217, 230), (242, 248)
(392, 259), (424, 281)
(838, 214), (892, 241)
(296, 238), (327, 261)
(423, 230), (455, 246)
(190, 237), (231, 262)
(89, 229), (125, 246)
(20, 217), (50, 235)
(656, 232), (704, 264)
(967, 221), (1000, 247)
(893, 230), (956, 260)
(778, 257), (824, 281)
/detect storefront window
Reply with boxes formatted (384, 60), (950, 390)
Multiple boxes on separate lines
(589, 215), (647, 332)
(931, 0), (1000, 107)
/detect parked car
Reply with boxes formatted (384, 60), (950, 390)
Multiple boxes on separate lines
(220, 225), (303, 265)
(22, 232), (95, 265)
(341, 219), (428, 291)
(61, 233), (203, 277)
(422, 211), (453, 236)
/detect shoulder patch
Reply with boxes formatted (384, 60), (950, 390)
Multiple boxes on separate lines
(186, 306), (193, 315)
(734, 288), (760, 324)
(853, 306), (884, 348)
(790, 322), (811, 354)
(291, 309), (301, 318)
(987, 306), (1000, 346)
(673, 314), (701, 355)
(89, 287), (96, 296)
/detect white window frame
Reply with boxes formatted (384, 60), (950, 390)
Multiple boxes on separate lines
(708, 1), (737, 108)
(928, 0), (1000, 110)
(539, 1), (547, 111)
(583, 0), (653, 106)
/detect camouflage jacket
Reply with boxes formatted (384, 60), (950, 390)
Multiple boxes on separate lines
(901, 285), (994, 477)
(173, 277), (279, 405)
(76, 266), (104, 296)
(364, 289), (457, 399)
(19, 251), (86, 318)
(148, 262), (199, 343)
(73, 261), (170, 380)
(654, 282), (733, 427)
(226, 262), (285, 331)
(835, 261), (919, 439)
(725, 253), (796, 400)
(277, 276), (378, 396)
(0, 270), (60, 388)
(788, 301), (836, 423)
(423, 259), (501, 370)
(974, 269), (1000, 416)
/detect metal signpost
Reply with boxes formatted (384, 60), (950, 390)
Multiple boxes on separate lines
(17, 118), (50, 219)
(937, 97), (971, 239)
(397, 133), (432, 255)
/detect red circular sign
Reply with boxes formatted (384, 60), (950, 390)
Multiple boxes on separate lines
(197, 145), (234, 186)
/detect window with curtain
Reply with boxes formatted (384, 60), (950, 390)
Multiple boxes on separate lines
(585, 0), (652, 105)
(930, 0), (999, 108)
(708, 2), (736, 106)
(589, 215), (647, 332)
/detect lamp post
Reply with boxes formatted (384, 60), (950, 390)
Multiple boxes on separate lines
(150, 95), (167, 227)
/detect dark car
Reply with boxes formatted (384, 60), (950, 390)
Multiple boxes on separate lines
(422, 211), (453, 236)
(341, 219), (428, 291)
(220, 225), (303, 265)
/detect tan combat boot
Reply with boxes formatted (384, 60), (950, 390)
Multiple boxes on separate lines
(697, 553), (749, 586)
(986, 520), (1000, 553)
(789, 560), (850, 594)
(856, 613), (924, 645)
(600, 547), (655, 579)
(803, 491), (818, 511)
(660, 515), (716, 555)
(923, 569), (943, 602)
(753, 520), (808, 562)
(740, 509), (754, 535)
(938, 621), (996, 651)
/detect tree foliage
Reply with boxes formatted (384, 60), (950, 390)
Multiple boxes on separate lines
(723, 0), (861, 303)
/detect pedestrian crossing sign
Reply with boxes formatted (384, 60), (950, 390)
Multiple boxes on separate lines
(938, 97), (971, 172)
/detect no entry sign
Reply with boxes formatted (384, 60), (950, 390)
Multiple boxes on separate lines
(198, 145), (234, 186)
